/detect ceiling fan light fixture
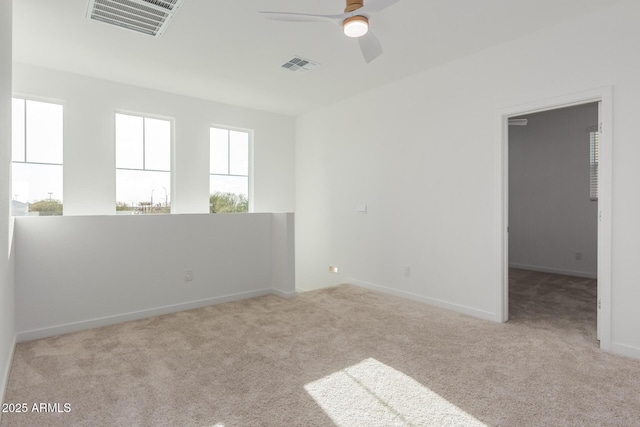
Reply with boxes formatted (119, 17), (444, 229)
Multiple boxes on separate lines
(343, 15), (369, 38)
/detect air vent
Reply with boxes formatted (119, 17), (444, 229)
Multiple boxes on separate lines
(281, 56), (320, 73)
(86, 0), (184, 37)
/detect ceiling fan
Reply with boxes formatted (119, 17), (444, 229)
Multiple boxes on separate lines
(260, 0), (400, 63)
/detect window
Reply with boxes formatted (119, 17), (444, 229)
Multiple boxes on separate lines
(115, 113), (171, 214)
(11, 98), (64, 216)
(209, 127), (250, 213)
(589, 127), (599, 201)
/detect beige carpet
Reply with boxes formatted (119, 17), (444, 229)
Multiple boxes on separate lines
(2, 271), (640, 426)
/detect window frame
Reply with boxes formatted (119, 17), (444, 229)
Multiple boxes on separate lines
(114, 111), (175, 214)
(11, 95), (65, 216)
(209, 124), (253, 213)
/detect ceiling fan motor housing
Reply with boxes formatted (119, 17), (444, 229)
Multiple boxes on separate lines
(345, 0), (364, 13)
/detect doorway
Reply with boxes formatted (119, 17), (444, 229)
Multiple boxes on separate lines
(498, 88), (612, 351)
(509, 103), (598, 343)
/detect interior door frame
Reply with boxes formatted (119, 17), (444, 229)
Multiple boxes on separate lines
(497, 87), (613, 351)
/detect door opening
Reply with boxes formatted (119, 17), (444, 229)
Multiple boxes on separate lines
(499, 88), (612, 351)
(508, 103), (599, 343)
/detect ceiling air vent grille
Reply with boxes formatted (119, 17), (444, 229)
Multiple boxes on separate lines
(86, 0), (184, 37)
(281, 56), (320, 73)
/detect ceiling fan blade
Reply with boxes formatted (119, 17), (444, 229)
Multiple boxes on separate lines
(358, 31), (383, 63)
(359, 0), (401, 14)
(259, 11), (346, 25)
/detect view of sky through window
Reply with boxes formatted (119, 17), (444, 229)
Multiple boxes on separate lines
(210, 127), (250, 213)
(11, 105), (252, 215)
(116, 113), (171, 214)
(11, 98), (64, 216)
(209, 128), (249, 196)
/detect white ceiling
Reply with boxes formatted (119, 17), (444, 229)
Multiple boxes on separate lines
(13, 0), (621, 116)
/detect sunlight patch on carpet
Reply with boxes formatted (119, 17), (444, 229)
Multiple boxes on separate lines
(304, 358), (486, 427)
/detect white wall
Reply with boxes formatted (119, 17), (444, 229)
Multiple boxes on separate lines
(12, 64), (296, 215)
(15, 213), (295, 341)
(509, 104), (598, 278)
(296, 0), (640, 357)
(10, 63), (298, 343)
(271, 212), (296, 297)
(0, 0), (15, 408)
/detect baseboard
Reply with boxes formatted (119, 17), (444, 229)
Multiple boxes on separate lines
(611, 342), (640, 360)
(296, 283), (336, 293)
(509, 263), (597, 279)
(348, 278), (497, 322)
(271, 289), (297, 299)
(295, 286), (319, 293)
(0, 334), (17, 420)
(16, 289), (273, 343)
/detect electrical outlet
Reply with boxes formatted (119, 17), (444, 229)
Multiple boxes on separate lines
(403, 266), (411, 277)
(575, 252), (583, 261)
(184, 269), (193, 282)
(329, 266), (339, 274)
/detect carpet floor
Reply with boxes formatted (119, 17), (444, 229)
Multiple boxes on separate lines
(2, 270), (639, 426)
